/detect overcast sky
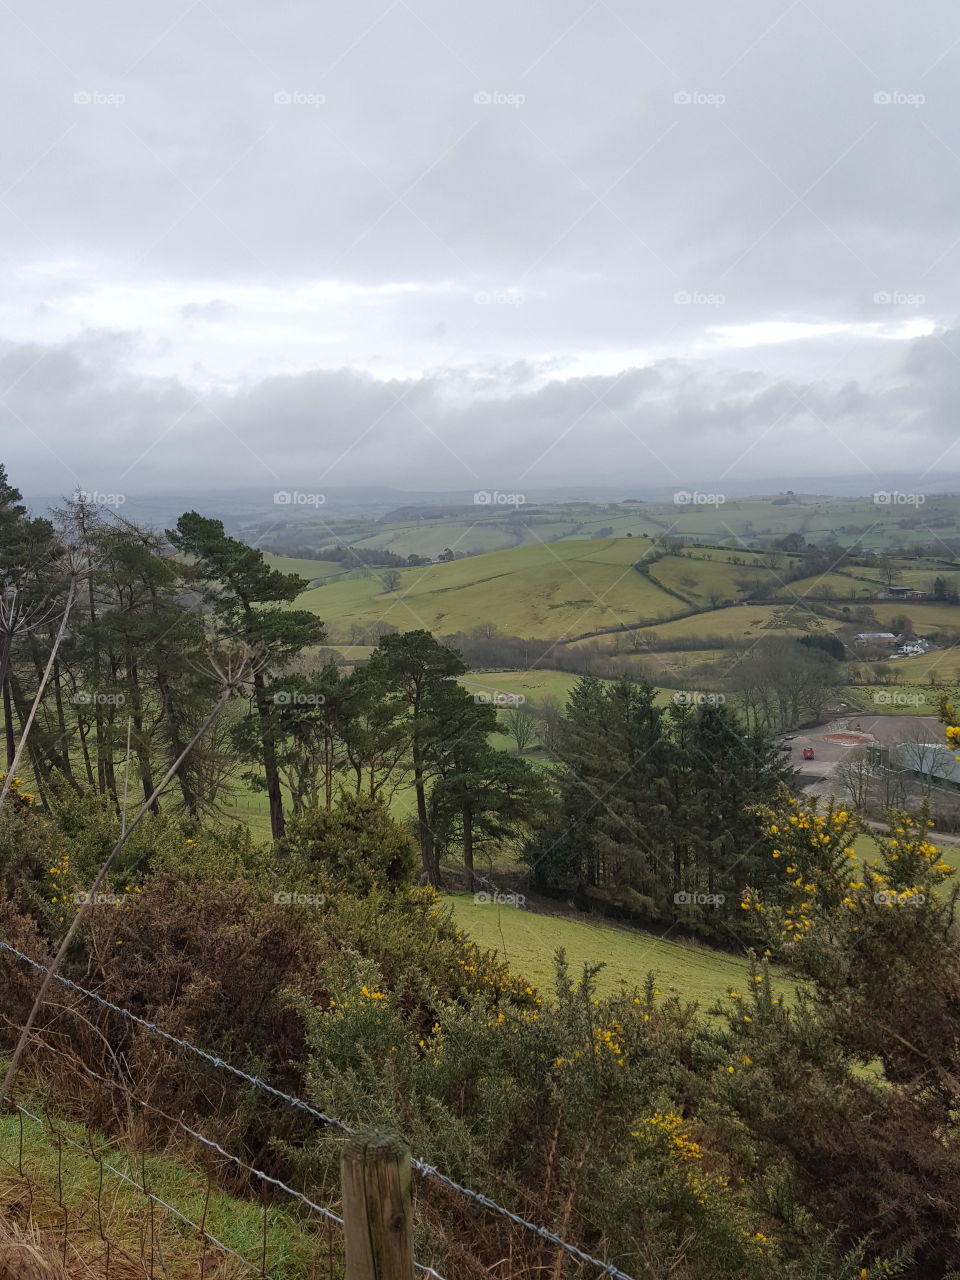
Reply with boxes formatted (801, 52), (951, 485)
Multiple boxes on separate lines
(3, 0), (960, 496)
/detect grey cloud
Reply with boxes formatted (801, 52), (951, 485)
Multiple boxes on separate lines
(0, 328), (952, 496)
(2, 0), (960, 487)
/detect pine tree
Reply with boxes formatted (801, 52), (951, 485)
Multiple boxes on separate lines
(170, 514), (325, 838)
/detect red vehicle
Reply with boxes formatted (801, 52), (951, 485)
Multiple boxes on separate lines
(802, 747), (815, 761)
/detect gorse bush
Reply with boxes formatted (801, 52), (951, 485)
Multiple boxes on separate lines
(278, 790), (418, 893)
(294, 958), (790, 1280)
(3, 781), (948, 1277)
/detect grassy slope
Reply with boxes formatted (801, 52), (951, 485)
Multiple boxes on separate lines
(459, 669), (584, 705)
(445, 894), (781, 1006)
(278, 535), (960, 656)
(567, 603), (834, 647)
(0, 1106), (323, 1279)
(888, 650), (960, 682)
(632, 495), (960, 550)
(871, 602), (960, 632)
(841, 683), (939, 714)
(263, 554), (351, 585)
(296, 538), (685, 640)
(446, 832), (959, 1005)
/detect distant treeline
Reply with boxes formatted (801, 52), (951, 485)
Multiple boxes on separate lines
(264, 543), (430, 568)
(441, 629), (744, 683)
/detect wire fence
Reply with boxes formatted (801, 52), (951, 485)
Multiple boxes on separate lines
(0, 938), (635, 1280)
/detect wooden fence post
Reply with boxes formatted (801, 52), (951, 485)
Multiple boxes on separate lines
(341, 1133), (415, 1280)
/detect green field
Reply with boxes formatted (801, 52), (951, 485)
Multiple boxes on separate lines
(263, 553), (353, 585)
(0, 1103), (320, 1279)
(242, 493), (960, 563)
(270, 525), (960, 661)
(297, 538), (688, 641)
(852, 830), (960, 873)
(289, 536), (876, 650)
(889, 649), (960, 683)
(459, 668), (583, 706)
(841, 683), (938, 714)
(444, 894), (782, 1006)
(567, 602), (832, 648)
(871, 602), (960, 633)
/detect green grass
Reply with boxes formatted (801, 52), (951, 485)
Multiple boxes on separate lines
(458, 669), (583, 707)
(871, 602), (960, 633)
(263, 554), (351, 586)
(568, 603), (837, 647)
(841, 683), (938, 714)
(444, 894), (784, 1007)
(296, 538), (686, 641)
(885, 649), (960, 683)
(852, 828), (960, 873)
(259, 495), (960, 567)
(0, 1101), (331, 1279)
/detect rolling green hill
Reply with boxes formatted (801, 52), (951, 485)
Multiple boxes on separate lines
(296, 538), (686, 641)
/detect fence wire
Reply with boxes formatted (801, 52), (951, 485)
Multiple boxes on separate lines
(1, 937), (634, 1280)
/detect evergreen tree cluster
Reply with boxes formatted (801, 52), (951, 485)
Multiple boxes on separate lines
(530, 676), (793, 935)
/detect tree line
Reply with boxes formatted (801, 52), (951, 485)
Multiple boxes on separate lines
(1, 463), (795, 915)
(0, 468), (553, 885)
(527, 676), (793, 936)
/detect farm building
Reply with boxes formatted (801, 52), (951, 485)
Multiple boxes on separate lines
(875, 586), (927, 600)
(882, 743), (960, 791)
(854, 632), (900, 646)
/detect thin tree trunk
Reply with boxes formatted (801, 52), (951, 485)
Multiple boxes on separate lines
(253, 669), (285, 840)
(462, 804), (475, 890)
(50, 657), (79, 789)
(155, 668), (199, 814)
(78, 716), (96, 788)
(125, 652), (158, 812)
(412, 740), (438, 886)
(9, 673), (52, 801)
(2, 671), (14, 769)
(0, 626), (15, 768)
(0, 577), (78, 812)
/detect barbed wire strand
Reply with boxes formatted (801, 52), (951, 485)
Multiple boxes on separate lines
(9, 1098), (278, 1279)
(12, 1041), (448, 1280)
(0, 939), (633, 1280)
